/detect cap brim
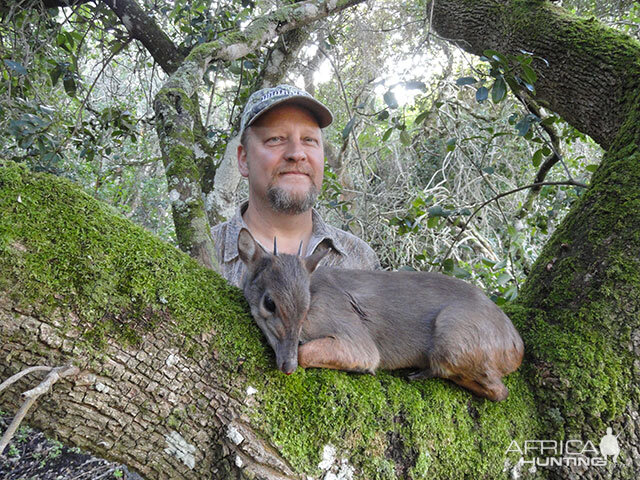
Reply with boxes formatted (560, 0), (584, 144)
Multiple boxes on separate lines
(246, 95), (333, 129)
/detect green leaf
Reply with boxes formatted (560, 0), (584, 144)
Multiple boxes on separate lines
(63, 75), (77, 97)
(399, 130), (411, 146)
(476, 86), (489, 103)
(521, 64), (537, 84)
(442, 258), (454, 272)
(427, 216), (439, 229)
(453, 266), (471, 279)
(399, 265), (417, 271)
(229, 61), (242, 75)
(414, 110), (429, 125)
(540, 116), (558, 126)
(497, 272), (512, 286)
(586, 164), (599, 173)
(532, 149), (544, 168)
(483, 49), (507, 65)
(382, 127), (394, 142)
(428, 206), (451, 217)
(515, 117), (531, 136)
(456, 76), (477, 86)
(482, 166), (495, 174)
(4, 60), (27, 75)
(504, 285), (518, 301)
(491, 77), (507, 103)
(377, 110), (389, 121)
(342, 116), (356, 140)
(445, 138), (456, 151)
(481, 257), (497, 268)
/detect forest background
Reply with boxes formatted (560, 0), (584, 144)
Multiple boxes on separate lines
(1, 0), (640, 479)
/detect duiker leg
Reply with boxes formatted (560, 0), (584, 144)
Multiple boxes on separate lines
(429, 305), (511, 401)
(448, 375), (509, 402)
(298, 336), (380, 374)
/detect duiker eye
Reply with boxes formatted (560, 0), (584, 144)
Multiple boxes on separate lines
(263, 294), (276, 313)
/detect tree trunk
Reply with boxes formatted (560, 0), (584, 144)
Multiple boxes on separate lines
(430, 1), (640, 478)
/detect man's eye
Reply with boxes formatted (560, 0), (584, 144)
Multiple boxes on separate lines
(267, 136), (283, 144)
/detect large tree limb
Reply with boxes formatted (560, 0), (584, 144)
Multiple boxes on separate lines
(429, 0), (640, 150)
(100, 0), (185, 74)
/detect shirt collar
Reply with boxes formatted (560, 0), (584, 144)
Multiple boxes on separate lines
(223, 201), (347, 262)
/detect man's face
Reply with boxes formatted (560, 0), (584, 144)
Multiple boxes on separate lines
(238, 103), (324, 215)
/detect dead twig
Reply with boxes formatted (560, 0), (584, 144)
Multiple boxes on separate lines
(0, 365), (79, 456)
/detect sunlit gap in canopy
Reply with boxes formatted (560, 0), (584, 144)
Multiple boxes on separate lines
(297, 43), (450, 110)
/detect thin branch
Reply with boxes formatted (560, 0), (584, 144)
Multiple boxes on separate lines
(0, 365), (79, 456)
(0, 366), (52, 393)
(57, 37), (133, 155)
(441, 180), (588, 265)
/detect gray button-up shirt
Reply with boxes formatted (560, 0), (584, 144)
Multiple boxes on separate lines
(211, 202), (380, 287)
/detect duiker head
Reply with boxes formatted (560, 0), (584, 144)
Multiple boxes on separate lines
(237, 228), (328, 374)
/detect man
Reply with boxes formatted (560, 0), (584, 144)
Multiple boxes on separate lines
(211, 84), (380, 287)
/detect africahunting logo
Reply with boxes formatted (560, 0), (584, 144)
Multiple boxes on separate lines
(505, 427), (621, 472)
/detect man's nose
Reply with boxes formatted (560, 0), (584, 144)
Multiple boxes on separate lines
(284, 139), (307, 162)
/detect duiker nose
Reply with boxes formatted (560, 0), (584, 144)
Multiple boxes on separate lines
(280, 359), (298, 375)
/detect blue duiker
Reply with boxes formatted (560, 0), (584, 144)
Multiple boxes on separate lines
(237, 228), (524, 401)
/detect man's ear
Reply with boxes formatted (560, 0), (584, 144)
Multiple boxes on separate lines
(238, 228), (266, 268)
(304, 247), (330, 273)
(237, 143), (249, 178)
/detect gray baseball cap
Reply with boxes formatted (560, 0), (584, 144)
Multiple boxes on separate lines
(239, 84), (333, 136)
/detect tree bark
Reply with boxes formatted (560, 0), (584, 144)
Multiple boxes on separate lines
(100, 0), (185, 75)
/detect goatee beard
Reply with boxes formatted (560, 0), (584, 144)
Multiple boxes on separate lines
(267, 185), (319, 214)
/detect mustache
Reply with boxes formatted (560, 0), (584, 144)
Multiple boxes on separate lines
(275, 166), (314, 176)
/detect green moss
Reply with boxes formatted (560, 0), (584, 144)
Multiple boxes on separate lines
(247, 364), (539, 478)
(0, 160), (251, 362)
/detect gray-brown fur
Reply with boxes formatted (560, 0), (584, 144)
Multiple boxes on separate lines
(238, 229), (524, 401)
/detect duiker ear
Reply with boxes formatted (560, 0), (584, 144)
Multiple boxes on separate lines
(237, 228), (267, 268)
(304, 247), (330, 273)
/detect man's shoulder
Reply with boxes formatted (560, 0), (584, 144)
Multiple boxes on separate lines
(210, 218), (228, 236)
(322, 223), (380, 270)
